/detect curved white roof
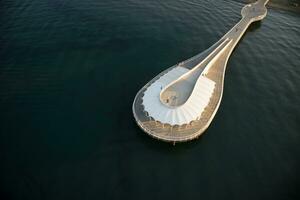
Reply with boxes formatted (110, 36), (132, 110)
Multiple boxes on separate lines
(142, 66), (215, 125)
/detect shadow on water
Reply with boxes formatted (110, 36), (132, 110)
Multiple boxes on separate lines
(134, 122), (206, 153)
(231, 20), (262, 54)
(247, 20), (262, 32)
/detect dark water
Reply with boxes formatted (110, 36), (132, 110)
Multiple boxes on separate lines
(1, 0), (300, 199)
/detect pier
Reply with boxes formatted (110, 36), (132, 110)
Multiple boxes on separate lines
(133, 0), (269, 143)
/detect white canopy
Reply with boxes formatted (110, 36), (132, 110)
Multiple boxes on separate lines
(142, 66), (215, 125)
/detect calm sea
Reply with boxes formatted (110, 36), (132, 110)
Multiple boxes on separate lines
(0, 0), (299, 199)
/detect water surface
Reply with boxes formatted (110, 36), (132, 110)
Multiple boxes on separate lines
(0, 0), (300, 199)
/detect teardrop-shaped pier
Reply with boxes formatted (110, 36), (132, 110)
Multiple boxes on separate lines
(132, 0), (269, 143)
